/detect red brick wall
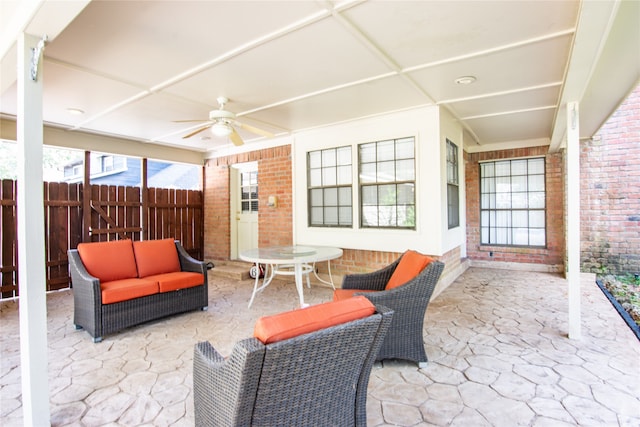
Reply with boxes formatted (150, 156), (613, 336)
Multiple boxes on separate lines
(581, 85), (640, 274)
(465, 146), (565, 267)
(258, 149), (293, 247)
(203, 146), (293, 261)
(203, 160), (230, 261)
(318, 247), (457, 278)
(328, 249), (403, 276)
(204, 144), (456, 276)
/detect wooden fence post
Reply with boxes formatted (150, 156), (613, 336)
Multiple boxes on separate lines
(82, 151), (91, 242)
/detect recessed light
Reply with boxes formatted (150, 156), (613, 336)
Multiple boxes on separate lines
(66, 108), (84, 115)
(455, 76), (476, 85)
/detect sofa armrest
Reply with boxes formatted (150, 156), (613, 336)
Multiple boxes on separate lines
(174, 241), (206, 275)
(193, 338), (266, 426)
(68, 249), (101, 301)
(341, 258), (400, 291)
(68, 249), (103, 340)
(174, 240), (209, 309)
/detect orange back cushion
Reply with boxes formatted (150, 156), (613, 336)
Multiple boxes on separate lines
(254, 296), (376, 344)
(385, 250), (433, 290)
(77, 240), (138, 283)
(133, 239), (181, 278)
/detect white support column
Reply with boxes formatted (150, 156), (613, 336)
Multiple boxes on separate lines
(566, 101), (581, 339)
(17, 32), (51, 425)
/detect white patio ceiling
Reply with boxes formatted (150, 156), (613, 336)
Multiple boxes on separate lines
(1, 0), (638, 156)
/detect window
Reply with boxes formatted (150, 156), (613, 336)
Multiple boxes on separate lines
(359, 137), (415, 229)
(241, 171), (258, 213)
(64, 162), (83, 179)
(480, 158), (546, 247)
(103, 155), (114, 172)
(446, 139), (459, 229)
(89, 154), (127, 176)
(307, 146), (352, 227)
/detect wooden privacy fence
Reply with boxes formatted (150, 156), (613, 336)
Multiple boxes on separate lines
(0, 180), (204, 299)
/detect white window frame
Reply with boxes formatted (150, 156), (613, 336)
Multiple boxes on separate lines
(292, 105), (444, 255)
(358, 137), (416, 229)
(480, 157), (546, 247)
(446, 139), (459, 229)
(307, 146), (353, 228)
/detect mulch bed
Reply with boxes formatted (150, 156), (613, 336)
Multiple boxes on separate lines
(596, 275), (640, 341)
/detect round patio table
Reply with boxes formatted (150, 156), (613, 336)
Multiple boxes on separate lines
(239, 245), (343, 308)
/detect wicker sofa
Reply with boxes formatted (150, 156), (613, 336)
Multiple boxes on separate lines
(334, 250), (444, 366)
(193, 296), (393, 427)
(68, 238), (208, 342)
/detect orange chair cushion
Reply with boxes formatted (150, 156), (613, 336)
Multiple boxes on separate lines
(77, 240), (138, 283)
(385, 250), (433, 290)
(147, 271), (204, 292)
(133, 239), (181, 278)
(101, 278), (158, 304)
(254, 296), (376, 344)
(332, 288), (376, 301)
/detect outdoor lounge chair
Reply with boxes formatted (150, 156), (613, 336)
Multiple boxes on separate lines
(333, 251), (444, 366)
(193, 296), (393, 427)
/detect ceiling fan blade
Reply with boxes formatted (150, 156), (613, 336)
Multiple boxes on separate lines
(182, 124), (212, 139)
(173, 119), (208, 123)
(236, 121), (275, 138)
(230, 128), (244, 146)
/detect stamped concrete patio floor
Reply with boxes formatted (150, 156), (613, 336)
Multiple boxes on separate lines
(1, 267), (639, 426)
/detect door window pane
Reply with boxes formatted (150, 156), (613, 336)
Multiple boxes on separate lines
(240, 171), (258, 214)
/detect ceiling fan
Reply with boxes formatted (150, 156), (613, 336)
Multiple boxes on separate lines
(175, 97), (274, 146)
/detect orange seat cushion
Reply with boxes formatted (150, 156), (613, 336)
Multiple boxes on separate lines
(101, 278), (158, 304)
(254, 296), (376, 344)
(133, 239), (181, 278)
(147, 271), (204, 292)
(78, 240), (138, 283)
(333, 288), (376, 301)
(385, 250), (433, 290)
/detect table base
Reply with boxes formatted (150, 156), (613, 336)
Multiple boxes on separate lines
(247, 261), (336, 308)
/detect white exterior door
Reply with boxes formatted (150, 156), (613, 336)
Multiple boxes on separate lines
(231, 162), (259, 259)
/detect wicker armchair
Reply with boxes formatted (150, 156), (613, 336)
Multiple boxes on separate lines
(193, 303), (393, 427)
(338, 254), (444, 366)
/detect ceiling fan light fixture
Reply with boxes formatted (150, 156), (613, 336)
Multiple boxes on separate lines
(211, 122), (232, 137)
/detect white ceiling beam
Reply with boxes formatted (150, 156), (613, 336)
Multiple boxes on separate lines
(549, 0), (622, 152)
(461, 105), (556, 121)
(239, 71), (396, 116)
(1, 118), (206, 165)
(0, 0), (90, 94)
(576, 0), (640, 142)
(464, 137), (550, 154)
(149, 9), (331, 94)
(402, 29), (575, 74)
(327, 2), (435, 105)
(65, 6), (332, 135)
(439, 82), (562, 105)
